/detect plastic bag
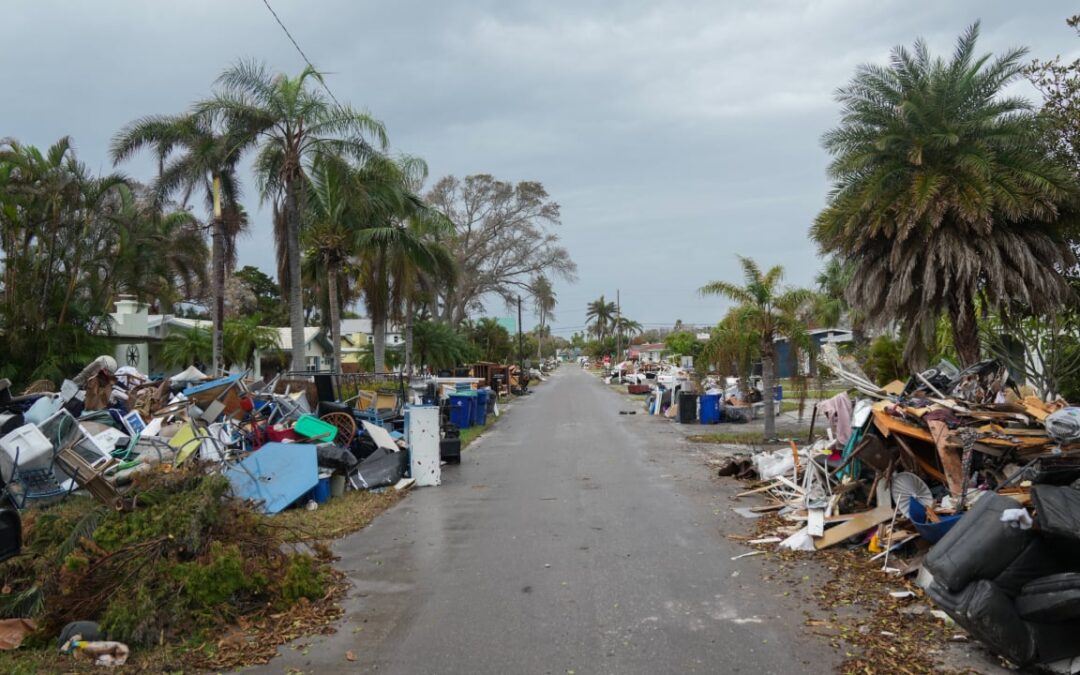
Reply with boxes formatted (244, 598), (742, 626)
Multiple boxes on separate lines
(1046, 407), (1080, 444)
(752, 448), (795, 480)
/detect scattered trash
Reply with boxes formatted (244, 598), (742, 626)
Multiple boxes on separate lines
(731, 550), (765, 560)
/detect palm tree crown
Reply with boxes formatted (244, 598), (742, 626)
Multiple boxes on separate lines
(700, 256), (811, 439)
(200, 60), (388, 371)
(813, 23), (1077, 365)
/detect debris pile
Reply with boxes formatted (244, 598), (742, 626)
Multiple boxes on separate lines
(0, 354), (505, 666)
(718, 350), (1080, 671)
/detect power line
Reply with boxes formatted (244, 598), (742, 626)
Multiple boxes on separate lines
(259, 0), (342, 106)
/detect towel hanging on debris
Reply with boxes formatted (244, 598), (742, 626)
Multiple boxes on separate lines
(816, 393), (853, 447)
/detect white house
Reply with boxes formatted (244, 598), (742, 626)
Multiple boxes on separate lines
(109, 296), (335, 379)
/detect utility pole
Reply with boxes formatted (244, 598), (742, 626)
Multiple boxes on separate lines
(517, 295), (524, 391)
(616, 289), (622, 364)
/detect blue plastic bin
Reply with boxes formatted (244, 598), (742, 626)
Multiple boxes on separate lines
(310, 475), (331, 504)
(474, 389), (489, 426)
(448, 395), (472, 429)
(699, 394), (722, 424)
(774, 385), (783, 401)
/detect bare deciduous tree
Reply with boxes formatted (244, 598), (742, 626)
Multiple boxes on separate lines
(425, 174), (576, 326)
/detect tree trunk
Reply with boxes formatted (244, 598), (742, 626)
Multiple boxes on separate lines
(328, 265), (341, 373)
(404, 298), (415, 376)
(373, 316), (386, 374)
(285, 180), (306, 372)
(950, 293), (980, 367)
(212, 213), (225, 376)
(537, 307), (544, 359)
(762, 340), (776, 441)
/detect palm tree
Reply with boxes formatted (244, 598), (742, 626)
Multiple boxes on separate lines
(160, 326), (211, 369)
(412, 320), (474, 371)
(0, 137), (129, 383)
(585, 296), (616, 340)
(354, 155), (448, 374)
(531, 276), (557, 358)
(699, 256), (812, 440)
(201, 60), (388, 372)
(111, 111), (254, 375)
(223, 317), (282, 372)
(302, 153), (359, 372)
(613, 316), (643, 337)
(813, 23), (1078, 367)
(105, 187), (209, 313)
(392, 207), (456, 376)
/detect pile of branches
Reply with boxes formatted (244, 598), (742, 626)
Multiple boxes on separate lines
(0, 466), (331, 651)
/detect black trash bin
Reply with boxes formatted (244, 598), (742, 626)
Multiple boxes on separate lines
(678, 391), (699, 423)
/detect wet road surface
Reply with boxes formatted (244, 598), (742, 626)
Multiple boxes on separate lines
(253, 367), (834, 674)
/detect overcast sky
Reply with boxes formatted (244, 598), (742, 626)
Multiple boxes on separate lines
(4, 1), (1078, 334)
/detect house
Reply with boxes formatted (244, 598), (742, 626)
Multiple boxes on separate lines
(338, 318), (403, 372)
(109, 296), (335, 379)
(773, 328), (853, 378)
(629, 342), (667, 363)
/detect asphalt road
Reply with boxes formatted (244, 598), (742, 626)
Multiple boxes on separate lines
(254, 368), (835, 674)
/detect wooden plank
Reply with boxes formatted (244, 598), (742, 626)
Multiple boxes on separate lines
(807, 508), (825, 537)
(927, 420), (964, 498)
(814, 507), (894, 550)
(736, 483), (782, 498)
(893, 433), (948, 484)
(872, 410), (935, 443)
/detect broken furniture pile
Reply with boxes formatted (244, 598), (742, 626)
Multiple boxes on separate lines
(722, 357), (1080, 670)
(0, 361), (477, 520)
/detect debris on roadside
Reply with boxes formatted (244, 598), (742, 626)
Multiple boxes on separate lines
(0, 354), (526, 669)
(709, 349), (1080, 671)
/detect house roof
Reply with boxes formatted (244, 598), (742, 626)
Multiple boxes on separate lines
(276, 327), (324, 351)
(339, 318), (401, 335)
(636, 343), (666, 351)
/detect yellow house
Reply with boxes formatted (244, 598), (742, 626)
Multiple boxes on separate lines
(339, 318), (403, 372)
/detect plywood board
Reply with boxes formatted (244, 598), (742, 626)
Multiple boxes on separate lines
(814, 507), (893, 550)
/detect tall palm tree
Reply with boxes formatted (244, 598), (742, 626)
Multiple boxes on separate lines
(111, 111), (253, 375)
(392, 207), (456, 376)
(355, 155), (448, 374)
(200, 60), (388, 372)
(700, 256), (812, 440)
(813, 23), (1078, 367)
(585, 296), (616, 340)
(531, 275), (557, 358)
(302, 153), (359, 372)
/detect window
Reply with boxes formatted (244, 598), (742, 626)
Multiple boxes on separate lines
(367, 335), (374, 345)
(393, 335), (400, 344)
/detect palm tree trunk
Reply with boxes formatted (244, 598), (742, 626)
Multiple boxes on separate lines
(328, 265), (342, 373)
(404, 298), (415, 376)
(950, 294), (980, 367)
(285, 180), (305, 372)
(762, 340), (776, 440)
(373, 316), (387, 374)
(537, 307), (544, 359)
(211, 213), (225, 376)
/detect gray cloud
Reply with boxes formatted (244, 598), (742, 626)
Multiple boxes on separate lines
(3, 0), (1077, 333)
